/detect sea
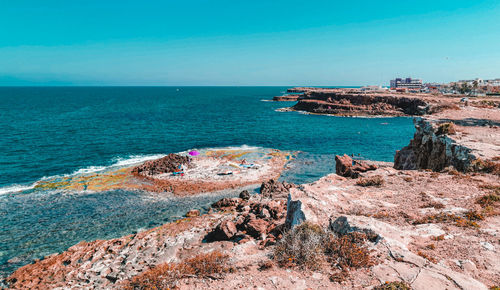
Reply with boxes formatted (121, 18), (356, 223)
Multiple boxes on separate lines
(0, 86), (415, 279)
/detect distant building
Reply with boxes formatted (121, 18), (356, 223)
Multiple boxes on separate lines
(360, 85), (388, 92)
(390, 77), (423, 89)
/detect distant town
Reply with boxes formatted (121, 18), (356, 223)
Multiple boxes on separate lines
(361, 77), (500, 96)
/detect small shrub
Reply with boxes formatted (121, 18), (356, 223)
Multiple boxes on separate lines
(420, 202), (445, 209)
(258, 260), (273, 271)
(125, 251), (230, 289)
(273, 222), (326, 270)
(413, 213), (479, 228)
(329, 269), (350, 283)
(417, 251), (437, 263)
(324, 232), (374, 270)
(436, 123), (457, 135)
(356, 175), (384, 187)
(477, 193), (500, 208)
(426, 243), (436, 250)
(431, 234), (445, 241)
(472, 159), (500, 176)
(374, 281), (412, 290)
(465, 210), (484, 221)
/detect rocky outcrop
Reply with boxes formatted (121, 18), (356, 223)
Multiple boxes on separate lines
(394, 118), (476, 172)
(335, 154), (377, 178)
(207, 194), (287, 246)
(272, 94), (302, 101)
(131, 154), (190, 176)
(260, 179), (295, 198)
(284, 190), (318, 229)
(292, 90), (430, 116)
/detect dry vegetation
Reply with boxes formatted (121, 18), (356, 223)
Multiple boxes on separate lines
(413, 213), (480, 228)
(373, 281), (412, 290)
(435, 122), (457, 135)
(472, 159), (500, 176)
(273, 222), (374, 281)
(356, 175), (385, 187)
(125, 251), (230, 289)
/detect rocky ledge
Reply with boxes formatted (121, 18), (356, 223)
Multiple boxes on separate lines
(291, 88), (444, 116)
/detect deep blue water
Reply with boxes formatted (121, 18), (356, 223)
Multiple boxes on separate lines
(0, 87), (415, 278)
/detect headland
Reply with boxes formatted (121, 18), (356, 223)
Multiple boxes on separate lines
(5, 87), (500, 290)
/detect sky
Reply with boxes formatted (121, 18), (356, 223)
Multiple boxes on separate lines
(1, 0), (499, 86)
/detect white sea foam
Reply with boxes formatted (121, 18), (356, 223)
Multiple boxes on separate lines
(0, 184), (36, 195)
(110, 154), (166, 167)
(71, 166), (107, 175)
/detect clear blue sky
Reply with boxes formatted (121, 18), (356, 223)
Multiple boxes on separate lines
(1, 0), (499, 86)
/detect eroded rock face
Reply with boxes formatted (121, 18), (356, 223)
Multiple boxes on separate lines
(394, 119), (476, 172)
(292, 90), (430, 116)
(260, 179), (295, 198)
(335, 154), (377, 178)
(131, 153), (191, 176)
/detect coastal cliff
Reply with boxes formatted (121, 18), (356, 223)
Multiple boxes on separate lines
(292, 90), (430, 116)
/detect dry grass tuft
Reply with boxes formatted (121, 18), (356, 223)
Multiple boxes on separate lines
(356, 175), (384, 187)
(273, 222), (326, 270)
(374, 281), (413, 290)
(125, 251), (230, 289)
(329, 269), (350, 283)
(273, 223), (375, 272)
(417, 251), (437, 263)
(472, 159), (500, 176)
(436, 122), (457, 135)
(477, 193), (500, 207)
(420, 201), (445, 209)
(413, 213), (480, 228)
(324, 232), (374, 270)
(431, 234), (445, 241)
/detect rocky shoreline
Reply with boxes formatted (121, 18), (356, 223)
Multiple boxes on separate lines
(4, 95), (500, 289)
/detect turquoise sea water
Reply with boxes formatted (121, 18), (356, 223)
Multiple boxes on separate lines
(0, 87), (415, 279)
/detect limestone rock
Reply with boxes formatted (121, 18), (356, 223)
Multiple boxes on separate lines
(394, 118), (476, 172)
(284, 190), (317, 229)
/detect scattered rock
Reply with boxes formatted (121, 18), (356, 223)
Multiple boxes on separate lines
(239, 190), (251, 200)
(212, 198), (241, 209)
(185, 209), (200, 217)
(260, 179), (295, 198)
(207, 220), (237, 241)
(244, 216), (269, 239)
(335, 154), (377, 178)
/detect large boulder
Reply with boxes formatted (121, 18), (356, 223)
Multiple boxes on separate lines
(244, 215), (269, 239)
(335, 154), (377, 178)
(207, 220), (237, 241)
